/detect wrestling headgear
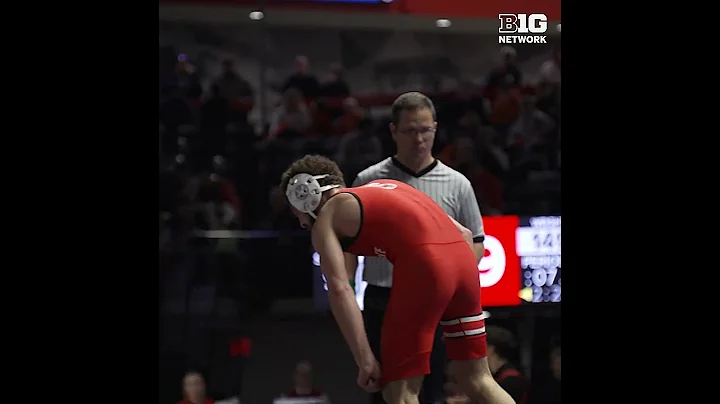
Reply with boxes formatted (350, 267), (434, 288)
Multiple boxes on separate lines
(285, 173), (341, 219)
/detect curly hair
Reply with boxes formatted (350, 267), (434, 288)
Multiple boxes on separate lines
(279, 154), (346, 194)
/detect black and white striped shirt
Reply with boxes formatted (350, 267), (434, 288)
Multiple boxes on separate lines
(352, 157), (485, 287)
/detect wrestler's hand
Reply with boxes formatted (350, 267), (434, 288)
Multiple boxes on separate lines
(357, 358), (382, 393)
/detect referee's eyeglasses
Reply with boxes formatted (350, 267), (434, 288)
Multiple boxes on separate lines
(397, 126), (436, 137)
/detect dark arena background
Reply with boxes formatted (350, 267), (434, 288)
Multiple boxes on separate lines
(159, 0), (561, 402)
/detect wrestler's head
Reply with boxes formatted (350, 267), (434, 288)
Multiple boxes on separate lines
(280, 154), (346, 230)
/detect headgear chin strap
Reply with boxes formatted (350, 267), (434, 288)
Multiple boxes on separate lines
(286, 173), (341, 219)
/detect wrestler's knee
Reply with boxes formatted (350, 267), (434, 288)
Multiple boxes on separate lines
(453, 370), (515, 404)
(448, 359), (491, 395)
(382, 377), (423, 404)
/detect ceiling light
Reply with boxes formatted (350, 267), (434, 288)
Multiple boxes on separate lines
(436, 19), (451, 28)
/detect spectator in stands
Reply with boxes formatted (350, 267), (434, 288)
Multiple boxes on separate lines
(206, 156), (242, 229)
(475, 127), (510, 180)
(508, 96), (555, 151)
(538, 45), (561, 89)
(536, 46), (561, 122)
(258, 187), (296, 230)
(439, 81), (490, 132)
(282, 55), (320, 100)
(486, 325), (530, 404)
(178, 371), (214, 404)
(319, 63), (351, 98)
(283, 361), (328, 400)
(269, 88), (312, 140)
(530, 345), (560, 404)
(186, 157), (241, 231)
(214, 59), (254, 101)
(336, 118), (382, 182)
(486, 46), (523, 92)
(200, 85), (231, 157)
(551, 346), (560, 382)
(213, 59), (254, 122)
(333, 97), (365, 135)
(489, 83), (522, 135)
(169, 55), (203, 100)
(439, 135), (504, 215)
(160, 86), (197, 131)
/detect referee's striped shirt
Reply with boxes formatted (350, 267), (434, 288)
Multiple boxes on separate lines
(352, 157), (485, 288)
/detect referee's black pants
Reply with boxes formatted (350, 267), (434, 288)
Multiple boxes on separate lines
(363, 284), (447, 404)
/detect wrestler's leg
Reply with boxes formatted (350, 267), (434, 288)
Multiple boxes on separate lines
(382, 376), (423, 404)
(380, 256), (454, 404)
(449, 358), (515, 404)
(442, 244), (514, 404)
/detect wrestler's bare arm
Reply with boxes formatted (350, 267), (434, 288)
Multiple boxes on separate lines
(344, 252), (358, 283)
(312, 210), (375, 368)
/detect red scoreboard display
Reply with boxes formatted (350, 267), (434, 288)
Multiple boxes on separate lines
(313, 215), (561, 309)
(482, 216), (561, 307)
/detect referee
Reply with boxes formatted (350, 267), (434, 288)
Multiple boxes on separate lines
(347, 92), (485, 404)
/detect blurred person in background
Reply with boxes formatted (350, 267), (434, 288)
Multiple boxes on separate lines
(213, 59), (254, 101)
(507, 96), (555, 152)
(160, 86), (197, 131)
(488, 82), (522, 136)
(319, 63), (351, 99)
(485, 47), (523, 135)
(475, 127), (510, 181)
(282, 55), (320, 100)
(191, 157), (242, 231)
(530, 345), (560, 404)
(348, 92), (486, 404)
(269, 88), (312, 140)
(213, 59), (254, 122)
(258, 187), (297, 230)
(335, 118), (383, 183)
(535, 46), (561, 121)
(168, 54), (203, 100)
(486, 47), (522, 92)
(209, 156), (242, 229)
(439, 82), (489, 133)
(334, 97), (365, 135)
(538, 46), (561, 89)
(486, 326), (529, 404)
(200, 85), (231, 160)
(178, 371), (214, 404)
(283, 361), (329, 401)
(439, 135), (504, 216)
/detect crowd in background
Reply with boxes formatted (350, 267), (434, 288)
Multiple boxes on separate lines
(159, 37), (561, 404)
(158, 45), (560, 243)
(173, 328), (561, 404)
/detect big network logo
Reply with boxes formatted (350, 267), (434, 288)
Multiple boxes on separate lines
(498, 13), (549, 44)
